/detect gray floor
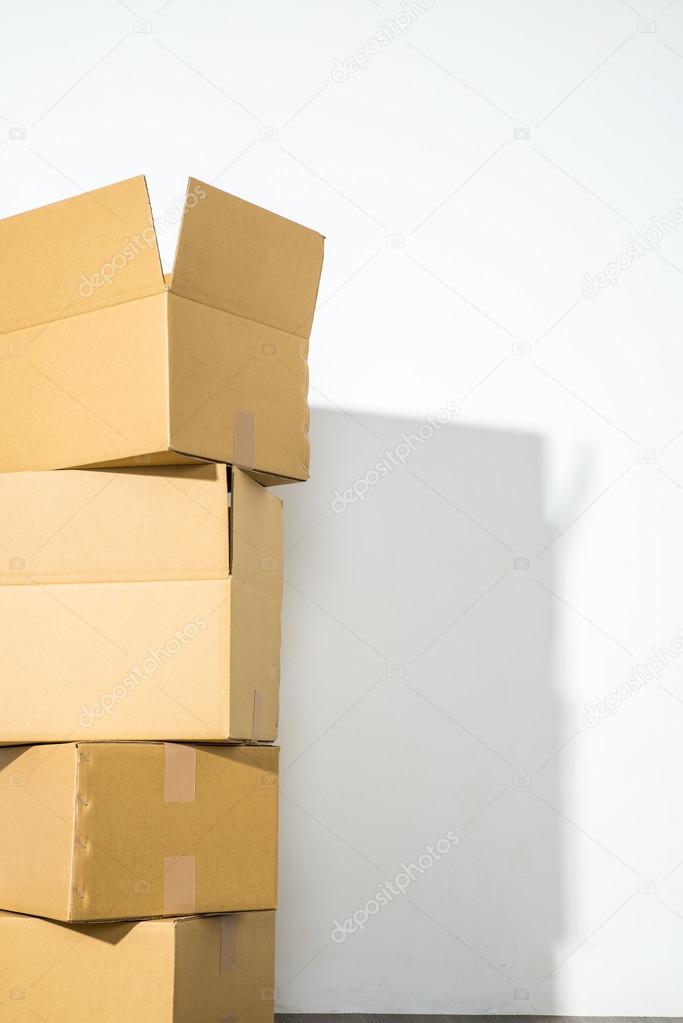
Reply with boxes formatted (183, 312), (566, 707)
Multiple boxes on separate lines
(278, 1016), (682, 1022)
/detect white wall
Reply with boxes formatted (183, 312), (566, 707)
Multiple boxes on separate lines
(3, 0), (683, 1013)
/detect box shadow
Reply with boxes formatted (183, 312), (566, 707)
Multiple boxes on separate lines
(275, 406), (570, 1012)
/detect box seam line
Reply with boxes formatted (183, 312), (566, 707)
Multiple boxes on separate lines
(168, 288), (313, 342)
(3, 286), (169, 336)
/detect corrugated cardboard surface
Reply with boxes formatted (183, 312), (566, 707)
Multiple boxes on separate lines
(0, 464), (228, 585)
(0, 175), (165, 335)
(0, 577), (231, 742)
(0, 175), (323, 481)
(168, 293), (310, 481)
(0, 292), (170, 473)
(0, 910), (274, 1023)
(0, 745), (76, 920)
(0, 465), (282, 743)
(174, 912), (275, 1023)
(173, 178), (323, 339)
(0, 742), (278, 922)
(229, 471), (283, 741)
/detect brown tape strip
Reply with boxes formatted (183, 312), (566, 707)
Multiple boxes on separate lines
(234, 410), (255, 468)
(251, 689), (262, 742)
(164, 855), (196, 915)
(164, 744), (196, 803)
(219, 915), (239, 973)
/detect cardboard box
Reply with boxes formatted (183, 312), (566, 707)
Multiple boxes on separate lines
(0, 463), (282, 743)
(0, 742), (278, 922)
(0, 175), (324, 484)
(0, 909), (275, 1023)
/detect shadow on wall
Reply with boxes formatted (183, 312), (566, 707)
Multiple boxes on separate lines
(274, 407), (581, 1014)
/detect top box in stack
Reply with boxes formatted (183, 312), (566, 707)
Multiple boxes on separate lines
(0, 175), (324, 484)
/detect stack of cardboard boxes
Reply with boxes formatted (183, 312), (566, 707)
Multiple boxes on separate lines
(0, 176), (324, 1022)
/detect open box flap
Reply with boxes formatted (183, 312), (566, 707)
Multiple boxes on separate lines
(0, 175), (165, 334)
(171, 178), (324, 340)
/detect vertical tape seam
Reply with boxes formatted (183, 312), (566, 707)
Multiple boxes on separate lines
(233, 409), (255, 469)
(219, 915), (238, 973)
(164, 855), (196, 916)
(164, 743), (197, 803)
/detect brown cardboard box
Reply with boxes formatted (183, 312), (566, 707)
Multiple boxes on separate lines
(0, 175), (323, 484)
(0, 463), (282, 743)
(0, 909), (275, 1023)
(0, 742), (278, 922)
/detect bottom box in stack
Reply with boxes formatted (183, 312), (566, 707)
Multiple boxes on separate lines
(0, 742), (279, 1021)
(0, 909), (275, 1023)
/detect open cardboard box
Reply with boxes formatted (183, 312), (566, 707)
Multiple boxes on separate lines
(0, 742), (278, 922)
(0, 908), (274, 1023)
(0, 175), (324, 484)
(0, 463), (282, 743)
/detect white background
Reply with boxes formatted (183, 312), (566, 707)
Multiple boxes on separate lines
(3, 0), (683, 1014)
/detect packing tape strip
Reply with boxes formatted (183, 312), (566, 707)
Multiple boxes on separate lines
(219, 915), (239, 973)
(251, 689), (262, 742)
(164, 855), (196, 915)
(234, 410), (255, 469)
(164, 743), (197, 803)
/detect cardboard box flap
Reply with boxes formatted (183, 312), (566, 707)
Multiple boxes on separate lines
(0, 175), (165, 333)
(171, 178), (324, 340)
(230, 468), (282, 581)
(0, 464), (230, 585)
